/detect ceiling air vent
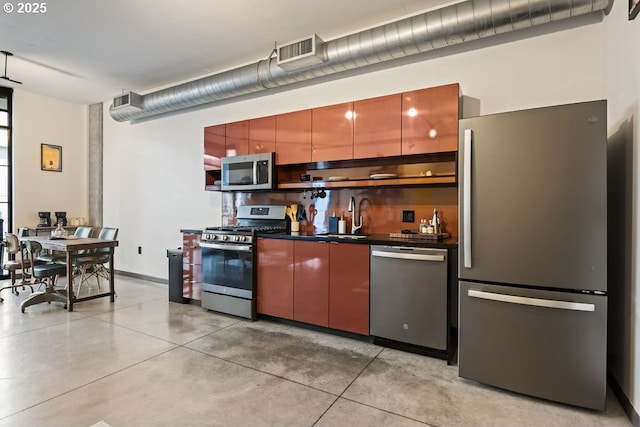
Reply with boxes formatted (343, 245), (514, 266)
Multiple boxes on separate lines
(112, 91), (143, 110)
(276, 34), (326, 71)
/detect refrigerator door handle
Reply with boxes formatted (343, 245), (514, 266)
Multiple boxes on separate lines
(467, 289), (595, 312)
(463, 129), (473, 268)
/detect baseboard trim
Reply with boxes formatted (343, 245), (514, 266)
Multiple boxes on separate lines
(114, 270), (166, 285)
(609, 372), (640, 426)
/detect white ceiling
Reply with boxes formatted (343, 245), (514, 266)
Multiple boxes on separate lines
(0, 0), (455, 105)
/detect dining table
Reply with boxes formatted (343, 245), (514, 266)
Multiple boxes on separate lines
(21, 235), (119, 311)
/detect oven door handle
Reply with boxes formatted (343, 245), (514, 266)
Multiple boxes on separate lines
(199, 241), (253, 252)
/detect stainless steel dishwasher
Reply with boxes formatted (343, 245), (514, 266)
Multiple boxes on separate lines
(370, 245), (448, 350)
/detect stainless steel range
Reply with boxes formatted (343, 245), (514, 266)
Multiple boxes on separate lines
(200, 205), (288, 319)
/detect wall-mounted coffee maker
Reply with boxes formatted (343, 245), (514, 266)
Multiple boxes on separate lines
(55, 211), (67, 226)
(38, 211), (51, 227)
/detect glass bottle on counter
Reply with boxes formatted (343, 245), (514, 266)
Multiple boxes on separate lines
(431, 208), (439, 234)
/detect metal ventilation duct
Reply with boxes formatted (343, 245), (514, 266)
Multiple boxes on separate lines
(109, 0), (613, 122)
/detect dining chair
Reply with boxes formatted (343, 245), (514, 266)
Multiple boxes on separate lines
(0, 233), (35, 302)
(74, 227), (118, 295)
(73, 226), (94, 239)
(19, 240), (68, 313)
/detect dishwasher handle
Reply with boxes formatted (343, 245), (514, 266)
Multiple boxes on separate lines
(371, 249), (445, 262)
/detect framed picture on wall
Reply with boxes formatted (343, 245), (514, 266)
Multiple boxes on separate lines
(630, 0), (640, 20)
(41, 143), (62, 172)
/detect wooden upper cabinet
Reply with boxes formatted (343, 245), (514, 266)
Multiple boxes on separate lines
(256, 238), (294, 319)
(293, 241), (329, 327)
(354, 94), (401, 159)
(312, 102), (354, 162)
(225, 120), (250, 156)
(329, 243), (370, 335)
(401, 83), (459, 155)
(275, 110), (312, 165)
(204, 124), (225, 170)
(249, 116), (276, 154)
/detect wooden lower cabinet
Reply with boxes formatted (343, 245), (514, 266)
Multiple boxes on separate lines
(256, 237), (370, 335)
(256, 238), (294, 319)
(328, 242), (370, 335)
(293, 240), (329, 327)
(182, 232), (202, 301)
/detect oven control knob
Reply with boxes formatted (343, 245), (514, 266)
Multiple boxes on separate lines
(211, 234), (217, 240)
(238, 235), (246, 242)
(233, 235), (240, 242)
(221, 235), (228, 241)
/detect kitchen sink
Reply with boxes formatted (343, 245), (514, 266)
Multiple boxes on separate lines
(317, 233), (370, 240)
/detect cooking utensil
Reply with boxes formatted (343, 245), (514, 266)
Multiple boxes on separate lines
(290, 204), (298, 220)
(297, 203), (306, 221)
(308, 204), (317, 224)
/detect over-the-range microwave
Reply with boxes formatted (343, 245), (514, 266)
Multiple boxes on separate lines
(221, 152), (275, 191)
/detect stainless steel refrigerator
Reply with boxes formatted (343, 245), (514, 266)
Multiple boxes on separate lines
(458, 101), (607, 411)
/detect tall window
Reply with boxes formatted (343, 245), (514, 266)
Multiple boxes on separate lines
(0, 87), (13, 238)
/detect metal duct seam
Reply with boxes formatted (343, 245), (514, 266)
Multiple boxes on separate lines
(109, 0), (613, 122)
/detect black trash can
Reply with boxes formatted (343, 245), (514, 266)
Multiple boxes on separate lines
(167, 249), (189, 304)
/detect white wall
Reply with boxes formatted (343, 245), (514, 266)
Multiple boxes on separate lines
(12, 90), (88, 231)
(603, 0), (640, 419)
(103, 16), (604, 281)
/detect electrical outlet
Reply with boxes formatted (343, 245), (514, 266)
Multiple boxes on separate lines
(138, 246), (142, 254)
(402, 210), (415, 223)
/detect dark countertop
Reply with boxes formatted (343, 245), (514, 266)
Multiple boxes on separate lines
(260, 231), (458, 249)
(182, 227), (458, 249)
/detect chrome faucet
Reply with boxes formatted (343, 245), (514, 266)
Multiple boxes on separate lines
(348, 196), (363, 234)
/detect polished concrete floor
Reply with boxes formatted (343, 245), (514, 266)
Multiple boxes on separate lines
(0, 275), (632, 427)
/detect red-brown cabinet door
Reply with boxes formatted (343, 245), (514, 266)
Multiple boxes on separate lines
(249, 116), (276, 154)
(256, 238), (294, 319)
(294, 240), (329, 327)
(182, 233), (202, 300)
(329, 243), (370, 335)
(225, 120), (250, 156)
(275, 110), (312, 165)
(354, 94), (401, 159)
(402, 83), (459, 154)
(204, 124), (225, 170)
(312, 102), (354, 162)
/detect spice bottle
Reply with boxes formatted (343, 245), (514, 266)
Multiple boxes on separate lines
(419, 219), (428, 234)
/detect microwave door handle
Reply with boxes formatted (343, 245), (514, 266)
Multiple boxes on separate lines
(253, 160), (259, 185)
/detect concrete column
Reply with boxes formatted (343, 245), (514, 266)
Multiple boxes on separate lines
(88, 103), (103, 227)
